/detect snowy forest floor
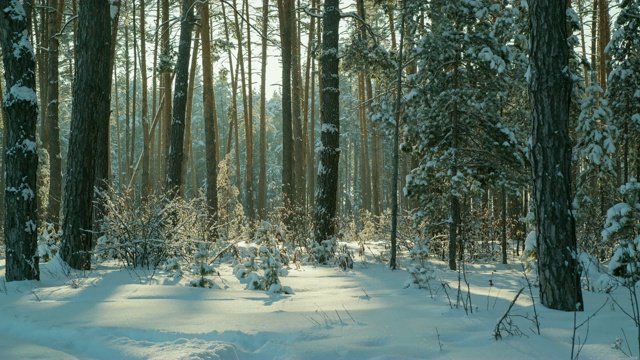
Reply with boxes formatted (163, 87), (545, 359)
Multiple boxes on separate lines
(0, 239), (637, 359)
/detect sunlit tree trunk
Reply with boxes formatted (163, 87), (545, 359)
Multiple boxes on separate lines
(200, 2), (218, 221)
(291, 1), (305, 212)
(243, 0), (255, 218)
(277, 0), (294, 211)
(160, 0), (172, 189)
(150, 0), (159, 189)
(124, 17), (131, 182)
(140, 0), (151, 196)
(258, 0), (269, 219)
(182, 29), (200, 197)
(232, 0), (252, 217)
(222, 3), (241, 193)
(304, 0), (317, 214)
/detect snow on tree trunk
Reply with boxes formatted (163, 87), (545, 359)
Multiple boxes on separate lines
(60, 0), (112, 270)
(528, 0), (584, 312)
(0, 0), (40, 281)
(313, 0), (341, 261)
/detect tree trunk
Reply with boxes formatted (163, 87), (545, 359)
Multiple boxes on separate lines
(140, 0), (151, 196)
(314, 0), (340, 250)
(597, 0), (610, 91)
(277, 0), (294, 210)
(501, 187), (508, 265)
(60, 0), (112, 270)
(291, 2), (305, 212)
(1, 0), (40, 281)
(200, 2), (218, 222)
(358, 73), (371, 212)
(160, 0), (172, 189)
(258, 0), (269, 219)
(0, 73), (5, 232)
(236, 0), (254, 219)
(46, 0), (64, 228)
(529, 0), (584, 312)
(93, 0), (120, 243)
(166, 0), (194, 196)
(304, 0), (317, 214)
(221, 3), (241, 193)
(124, 19), (131, 182)
(181, 29), (200, 197)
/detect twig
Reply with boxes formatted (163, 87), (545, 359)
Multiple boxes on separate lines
(494, 287), (525, 340)
(342, 304), (357, 323)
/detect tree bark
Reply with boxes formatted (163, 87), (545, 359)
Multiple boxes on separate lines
(166, 0), (194, 196)
(597, 0), (610, 91)
(277, 0), (294, 210)
(46, 0), (64, 227)
(529, 0), (584, 311)
(200, 2), (218, 222)
(258, 0), (269, 219)
(60, 0), (112, 270)
(314, 0), (341, 249)
(1, 0), (40, 281)
(160, 0), (172, 189)
(181, 29), (200, 197)
(140, 0), (151, 196)
(291, 2), (305, 212)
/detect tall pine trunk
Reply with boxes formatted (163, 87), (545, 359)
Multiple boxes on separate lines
(60, 0), (112, 270)
(200, 2), (218, 222)
(166, 0), (194, 196)
(1, 0), (40, 281)
(46, 0), (64, 228)
(140, 0), (151, 196)
(314, 0), (341, 255)
(258, 0), (269, 219)
(529, 0), (584, 312)
(277, 0), (294, 211)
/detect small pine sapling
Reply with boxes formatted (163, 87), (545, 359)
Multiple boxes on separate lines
(335, 244), (354, 271)
(404, 237), (443, 294)
(235, 222), (293, 294)
(310, 238), (335, 265)
(189, 242), (217, 288)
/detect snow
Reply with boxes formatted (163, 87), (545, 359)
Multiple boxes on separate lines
(3, 0), (26, 21)
(0, 243), (637, 359)
(13, 29), (34, 59)
(5, 83), (37, 106)
(109, 0), (119, 20)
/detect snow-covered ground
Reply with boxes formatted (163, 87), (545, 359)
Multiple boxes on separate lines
(0, 243), (637, 359)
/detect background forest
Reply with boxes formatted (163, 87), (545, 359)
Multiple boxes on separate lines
(0, 0), (639, 307)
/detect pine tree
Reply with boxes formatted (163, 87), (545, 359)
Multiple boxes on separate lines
(529, 0), (584, 311)
(60, 0), (113, 270)
(574, 73), (617, 254)
(403, 0), (527, 270)
(0, 0), (40, 281)
(166, 0), (195, 196)
(606, 0), (640, 181)
(314, 0), (342, 262)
